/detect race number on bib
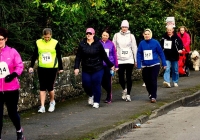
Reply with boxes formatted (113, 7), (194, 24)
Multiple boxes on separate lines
(0, 62), (10, 78)
(164, 40), (172, 49)
(42, 52), (52, 64)
(105, 49), (109, 57)
(120, 48), (130, 58)
(143, 50), (153, 60)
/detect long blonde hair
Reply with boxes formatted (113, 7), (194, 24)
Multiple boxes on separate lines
(178, 26), (188, 32)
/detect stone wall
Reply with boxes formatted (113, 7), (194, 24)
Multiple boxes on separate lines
(12, 56), (143, 112)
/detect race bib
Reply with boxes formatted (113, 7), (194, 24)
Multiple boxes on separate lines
(164, 40), (172, 49)
(0, 62), (10, 78)
(120, 48), (130, 58)
(41, 52), (52, 64)
(105, 49), (109, 57)
(144, 50), (153, 60)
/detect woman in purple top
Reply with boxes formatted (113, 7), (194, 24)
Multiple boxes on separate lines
(100, 29), (118, 103)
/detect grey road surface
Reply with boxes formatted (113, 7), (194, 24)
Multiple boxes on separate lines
(1, 71), (200, 140)
(116, 105), (200, 140)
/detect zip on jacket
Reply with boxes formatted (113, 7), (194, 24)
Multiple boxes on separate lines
(0, 45), (24, 91)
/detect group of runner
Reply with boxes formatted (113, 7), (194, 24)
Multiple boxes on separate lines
(0, 20), (190, 139)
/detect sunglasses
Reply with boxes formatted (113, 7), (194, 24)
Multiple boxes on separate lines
(0, 38), (5, 41)
(86, 32), (92, 35)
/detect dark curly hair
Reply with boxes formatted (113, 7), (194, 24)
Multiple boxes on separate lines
(0, 28), (8, 38)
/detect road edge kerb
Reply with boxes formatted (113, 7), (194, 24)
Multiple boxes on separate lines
(96, 90), (200, 140)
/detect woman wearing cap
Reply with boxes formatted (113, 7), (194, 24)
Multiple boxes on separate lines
(0, 28), (25, 140)
(100, 29), (118, 103)
(137, 29), (167, 103)
(74, 28), (114, 108)
(112, 20), (137, 102)
(29, 28), (63, 113)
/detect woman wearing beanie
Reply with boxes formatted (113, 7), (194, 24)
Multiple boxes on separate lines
(112, 20), (137, 102)
(74, 28), (114, 108)
(137, 29), (167, 103)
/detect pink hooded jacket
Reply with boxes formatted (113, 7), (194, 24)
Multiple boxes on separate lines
(177, 32), (191, 53)
(0, 45), (24, 91)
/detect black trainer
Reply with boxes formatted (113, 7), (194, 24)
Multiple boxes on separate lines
(17, 129), (25, 140)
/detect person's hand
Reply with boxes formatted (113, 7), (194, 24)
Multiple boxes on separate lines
(74, 69), (79, 76)
(58, 70), (63, 73)
(163, 66), (167, 69)
(115, 68), (119, 71)
(178, 50), (183, 54)
(29, 67), (34, 73)
(134, 63), (137, 67)
(111, 66), (115, 71)
(5, 72), (18, 83)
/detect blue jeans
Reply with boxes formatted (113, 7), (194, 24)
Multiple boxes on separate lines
(164, 60), (179, 83)
(82, 69), (104, 103)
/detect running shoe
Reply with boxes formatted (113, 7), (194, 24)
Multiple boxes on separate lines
(48, 100), (56, 112)
(163, 81), (171, 88)
(88, 96), (94, 105)
(17, 128), (25, 140)
(38, 106), (45, 113)
(122, 88), (127, 100)
(93, 103), (99, 108)
(151, 98), (156, 103)
(126, 95), (131, 102)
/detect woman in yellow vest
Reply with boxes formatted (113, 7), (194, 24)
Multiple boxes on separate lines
(28, 28), (63, 113)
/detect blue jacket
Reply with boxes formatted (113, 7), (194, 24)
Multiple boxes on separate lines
(137, 39), (166, 69)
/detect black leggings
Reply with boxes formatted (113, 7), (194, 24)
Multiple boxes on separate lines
(142, 65), (160, 99)
(0, 90), (21, 138)
(118, 64), (134, 95)
(101, 66), (112, 99)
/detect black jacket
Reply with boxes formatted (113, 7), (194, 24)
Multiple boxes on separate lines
(160, 32), (183, 61)
(74, 36), (114, 73)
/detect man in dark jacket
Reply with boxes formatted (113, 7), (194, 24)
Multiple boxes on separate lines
(160, 25), (183, 88)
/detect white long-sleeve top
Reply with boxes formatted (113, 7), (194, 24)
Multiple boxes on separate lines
(112, 30), (137, 64)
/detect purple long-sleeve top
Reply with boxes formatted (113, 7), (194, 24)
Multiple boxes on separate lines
(100, 39), (118, 68)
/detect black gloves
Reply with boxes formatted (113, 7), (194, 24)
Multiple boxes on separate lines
(5, 72), (18, 83)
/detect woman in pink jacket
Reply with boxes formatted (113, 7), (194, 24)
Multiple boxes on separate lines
(177, 26), (191, 53)
(0, 28), (25, 140)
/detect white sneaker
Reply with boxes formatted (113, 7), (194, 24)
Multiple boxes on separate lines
(126, 95), (131, 102)
(38, 106), (45, 113)
(174, 83), (178, 87)
(122, 88), (127, 100)
(48, 100), (56, 112)
(93, 103), (99, 108)
(163, 81), (171, 88)
(88, 96), (94, 105)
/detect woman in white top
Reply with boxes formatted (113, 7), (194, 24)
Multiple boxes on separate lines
(112, 20), (137, 102)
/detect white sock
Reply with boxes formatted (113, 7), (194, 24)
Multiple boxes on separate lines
(17, 129), (22, 132)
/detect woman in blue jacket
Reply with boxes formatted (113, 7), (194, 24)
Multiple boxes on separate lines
(137, 29), (167, 103)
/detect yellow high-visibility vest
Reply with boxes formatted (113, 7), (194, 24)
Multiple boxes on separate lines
(36, 38), (58, 68)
